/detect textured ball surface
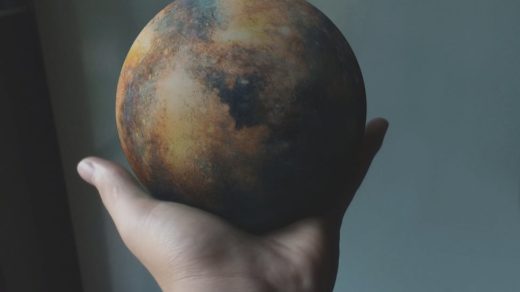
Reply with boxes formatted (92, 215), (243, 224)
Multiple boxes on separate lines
(116, 0), (366, 232)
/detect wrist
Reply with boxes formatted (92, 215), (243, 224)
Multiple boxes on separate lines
(165, 277), (276, 292)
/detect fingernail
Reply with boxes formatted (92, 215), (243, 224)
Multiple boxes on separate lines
(78, 160), (94, 183)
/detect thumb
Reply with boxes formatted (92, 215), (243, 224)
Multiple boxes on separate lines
(77, 157), (158, 240)
(352, 117), (389, 191)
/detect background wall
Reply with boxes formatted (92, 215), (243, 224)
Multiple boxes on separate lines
(34, 0), (520, 291)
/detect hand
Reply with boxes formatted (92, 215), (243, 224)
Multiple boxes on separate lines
(77, 118), (388, 292)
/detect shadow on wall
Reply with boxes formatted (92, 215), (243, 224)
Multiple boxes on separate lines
(33, 1), (113, 290)
(33, 0), (168, 291)
(0, 2), (83, 291)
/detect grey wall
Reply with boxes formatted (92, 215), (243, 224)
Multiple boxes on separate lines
(34, 0), (520, 291)
(328, 1), (520, 291)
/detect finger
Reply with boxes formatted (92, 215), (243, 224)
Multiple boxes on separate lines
(331, 118), (389, 217)
(353, 117), (389, 189)
(77, 157), (158, 234)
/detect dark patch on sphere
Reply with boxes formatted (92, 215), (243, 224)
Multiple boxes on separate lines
(204, 69), (267, 129)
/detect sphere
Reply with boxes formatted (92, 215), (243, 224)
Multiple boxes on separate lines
(116, 0), (366, 233)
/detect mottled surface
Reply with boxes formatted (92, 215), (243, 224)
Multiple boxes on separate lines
(116, 0), (366, 232)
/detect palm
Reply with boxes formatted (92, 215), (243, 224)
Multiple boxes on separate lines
(78, 118), (388, 292)
(117, 197), (338, 291)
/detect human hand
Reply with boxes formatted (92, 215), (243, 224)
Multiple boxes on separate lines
(77, 118), (388, 292)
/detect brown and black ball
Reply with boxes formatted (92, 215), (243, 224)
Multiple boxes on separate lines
(116, 0), (366, 233)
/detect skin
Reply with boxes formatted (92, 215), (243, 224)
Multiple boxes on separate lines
(77, 117), (388, 292)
